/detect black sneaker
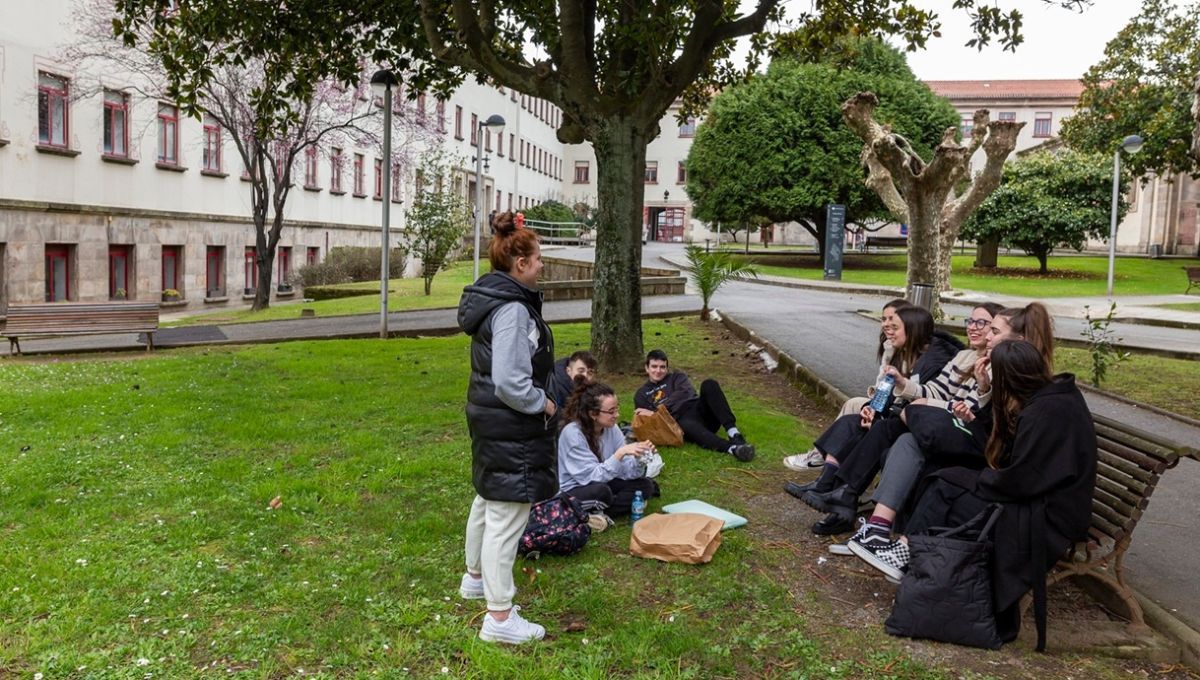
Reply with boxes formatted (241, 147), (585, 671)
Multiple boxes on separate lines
(729, 433), (748, 447)
(849, 536), (911, 581)
(729, 444), (755, 462)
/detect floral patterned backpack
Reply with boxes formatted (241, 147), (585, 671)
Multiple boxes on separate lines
(518, 494), (591, 558)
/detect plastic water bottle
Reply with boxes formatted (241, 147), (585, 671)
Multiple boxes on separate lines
(630, 491), (646, 525)
(869, 374), (896, 412)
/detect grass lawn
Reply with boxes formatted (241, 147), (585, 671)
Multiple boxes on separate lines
(165, 262), (475, 328)
(1057, 347), (1200, 419)
(739, 254), (1200, 298)
(1153, 301), (1200, 312)
(1, 320), (1172, 679)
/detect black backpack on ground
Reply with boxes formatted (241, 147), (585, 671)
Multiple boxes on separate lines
(518, 494), (591, 558)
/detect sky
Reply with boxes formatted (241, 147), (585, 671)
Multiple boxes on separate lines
(900, 0), (1142, 81)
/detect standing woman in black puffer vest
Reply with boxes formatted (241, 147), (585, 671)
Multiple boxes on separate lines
(456, 211), (557, 645)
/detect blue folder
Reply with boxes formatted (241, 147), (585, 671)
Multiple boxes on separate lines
(661, 499), (747, 530)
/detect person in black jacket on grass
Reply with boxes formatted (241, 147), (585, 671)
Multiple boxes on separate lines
(633, 349), (756, 461)
(547, 350), (598, 409)
(457, 212), (557, 645)
(852, 339), (1096, 649)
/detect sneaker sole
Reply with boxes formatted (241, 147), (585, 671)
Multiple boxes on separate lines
(460, 588), (485, 600)
(479, 629), (545, 644)
(801, 493), (831, 514)
(847, 540), (906, 581)
(828, 543), (852, 556)
(783, 459), (824, 472)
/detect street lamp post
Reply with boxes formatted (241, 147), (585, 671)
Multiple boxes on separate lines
(1107, 134), (1144, 298)
(473, 114), (506, 280)
(370, 69), (399, 339)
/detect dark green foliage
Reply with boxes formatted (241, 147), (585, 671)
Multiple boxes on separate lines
(1060, 0), (1200, 179)
(961, 151), (1125, 273)
(295, 246), (407, 287)
(522, 200), (577, 224)
(685, 39), (958, 256)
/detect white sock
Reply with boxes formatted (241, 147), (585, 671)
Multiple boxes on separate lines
(727, 427), (741, 438)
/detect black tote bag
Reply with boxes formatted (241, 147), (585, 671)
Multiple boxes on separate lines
(885, 504), (1004, 649)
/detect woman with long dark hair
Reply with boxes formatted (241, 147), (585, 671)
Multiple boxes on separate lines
(457, 211), (556, 644)
(558, 380), (659, 518)
(851, 339), (1096, 647)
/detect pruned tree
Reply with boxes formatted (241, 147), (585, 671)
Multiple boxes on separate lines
(111, 0), (1091, 367)
(843, 93), (1023, 309)
(686, 39), (957, 259)
(961, 150), (1126, 273)
(66, 0), (440, 310)
(405, 150), (472, 295)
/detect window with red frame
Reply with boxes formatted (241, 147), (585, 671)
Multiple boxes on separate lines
(1033, 112), (1052, 137)
(509, 134), (515, 162)
(306, 247), (320, 266)
(574, 161), (589, 183)
(497, 132), (504, 157)
(202, 116), (222, 172)
(330, 148), (344, 192)
(678, 117), (697, 137)
(103, 90), (129, 157)
(276, 247), (291, 287)
(157, 103), (180, 164)
(470, 113), (478, 145)
(455, 105), (463, 139)
(304, 146), (319, 187)
(644, 161), (658, 184)
(998, 111), (1017, 122)
(436, 99), (446, 133)
(373, 158), (383, 199)
(206, 246), (225, 297)
(353, 153), (365, 196)
(45, 245), (72, 302)
(109, 245), (133, 300)
(677, 161), (687, 184)
(38, 73), (70, 148)
(392, 161), (402, 201)
(244, 247), (258, 293)
(162, 245), (182, 294)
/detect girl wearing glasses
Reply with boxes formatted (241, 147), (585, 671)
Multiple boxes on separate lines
(558, 381), (660, 518)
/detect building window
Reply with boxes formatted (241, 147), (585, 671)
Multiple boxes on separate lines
(677, 161), (687, 184)
(470, 113), (478, 145)
(509, 134), (516, 162)
(304, 146), (319, 188)
(485, 129), (492, 152)
(277, 246), (291, 287)
(330, 148), (344, 193)
(391, 161), (402, 202)
(497, 132), (504, 157)
(103, 90), (129, 157)
(496, 189), (502, 213)
(206, 246), (225, 297)
(201, 116), (222, 172)
(157, 103), (180, 165)
(678, 117), (697, 137)
(38, 73), (70, 148)
(416, 93), (426, 122)
(436, 99), (446, 133)
(644, 161), (658, 184)
(959, 114), (974, 137)
(306, 247), (320, 266)
(45, 245), (73, 302)
(574, 160), (590, 183)
(998, 111), (1017, 122)
(109, 245), (133, 300)
(455, 105), (464, 140)
(374, 158), (383, 199)
(507, 192), (513, 211)
(353, 153), (365, 196)
(1033, 112), (1052, 138)
(243, 247), (258, 294)
(162, 245), (182, 295)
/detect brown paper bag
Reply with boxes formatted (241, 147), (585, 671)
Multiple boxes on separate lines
(631, 405), (684, 447)
(629, 513), (723, 564)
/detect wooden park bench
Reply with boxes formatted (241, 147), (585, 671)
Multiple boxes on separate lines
(864, 235), (907, 251)
(1185, 266), (1200, 295)
(3, 301), (159, 355)
(1038, 413), (1200, 630)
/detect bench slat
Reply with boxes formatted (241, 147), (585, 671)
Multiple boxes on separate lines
(1094, 474), (1148, 510)
(3, 303), (159, 351)
(1097, 450), (1155, 484)
(1098, 435), (1172, 474)
(1094, 415), (1189, 461)
(1093, 485), (1140, 521)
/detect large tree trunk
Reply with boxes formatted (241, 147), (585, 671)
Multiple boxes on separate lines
(589, 116), (650, 371)
(974, 238), (999, 268)
(906, 195), (946, 307)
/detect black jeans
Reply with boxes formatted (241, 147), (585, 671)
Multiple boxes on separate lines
(568, 477), (660, 517)
(673, 379), (738, 453)
(835, 416), (910, 495)
(813, 413), (872, 463)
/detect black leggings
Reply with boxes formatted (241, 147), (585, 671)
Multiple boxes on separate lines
(568, 477), (660, 517)
(674, 379), (738, 453)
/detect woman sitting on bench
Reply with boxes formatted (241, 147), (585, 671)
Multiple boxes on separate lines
(558, 380), (660, 519)
(852, 339), (1096, 646)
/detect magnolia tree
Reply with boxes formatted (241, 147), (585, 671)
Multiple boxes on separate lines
(842, 93), (1023, 310)
(111, 0), (1090, 366)
(404, 150), (472, 296)
(65, 0), (442, 310)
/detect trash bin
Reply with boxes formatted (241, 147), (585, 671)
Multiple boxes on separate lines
(910, 283), (935, 311)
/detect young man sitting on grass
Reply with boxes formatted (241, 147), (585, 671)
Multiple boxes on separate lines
(633, 349), (755, 462)
(548, 350), (598, 408)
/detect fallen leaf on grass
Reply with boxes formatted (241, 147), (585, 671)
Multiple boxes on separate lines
(268, 496), (283, 510)
(564, 621), (587, 633)
(521, 566), (537, 584)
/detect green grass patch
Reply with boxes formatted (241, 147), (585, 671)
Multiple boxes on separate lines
(740, 254), (1200, 298)
(1152, 301), (1200, 312)
(1057, 347), (1200, 418)
(166, 262), (475, 327)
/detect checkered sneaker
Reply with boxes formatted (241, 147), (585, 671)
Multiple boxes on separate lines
(828, 518), (869, 556)
(849, 536), (911, 582)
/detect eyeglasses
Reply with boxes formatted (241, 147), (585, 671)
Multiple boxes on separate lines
(596, 407), (619, 415)
(964, 318), (991, 329)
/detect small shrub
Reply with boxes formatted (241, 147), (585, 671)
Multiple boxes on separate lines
(1081, 302), (1130, 388)
(295, 246), (407, 287)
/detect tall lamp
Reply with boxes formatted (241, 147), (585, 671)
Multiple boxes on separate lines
(370, 69), (399, 338)
(1107, 134), (1144, 298)
(473, 114), (506, 280)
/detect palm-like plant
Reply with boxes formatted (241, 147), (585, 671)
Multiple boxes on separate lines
(682, 245), (759, 321)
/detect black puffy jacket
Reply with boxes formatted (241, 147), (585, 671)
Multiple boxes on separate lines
(457, 272), (558, 503)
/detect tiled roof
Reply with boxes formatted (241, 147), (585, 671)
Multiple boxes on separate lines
(924, 79), (1085, 101)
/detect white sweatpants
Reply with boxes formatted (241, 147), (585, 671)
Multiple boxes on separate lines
(464, 495), (531, 611)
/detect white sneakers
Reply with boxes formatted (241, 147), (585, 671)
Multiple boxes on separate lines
(479, 605), (546, 644)
(459, 573), (484, 600)
(460, 574), (545, 644)
(783, 448), (824, 471)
